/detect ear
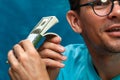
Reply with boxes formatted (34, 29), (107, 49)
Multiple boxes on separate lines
(66, 10), (82, 33)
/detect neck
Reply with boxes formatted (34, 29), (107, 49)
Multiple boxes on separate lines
(88, 44), (120, 80)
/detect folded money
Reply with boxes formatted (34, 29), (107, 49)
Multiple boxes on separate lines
(27, 16), (59, 46)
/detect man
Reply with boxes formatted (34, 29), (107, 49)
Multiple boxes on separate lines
(8, 0), (120, 80)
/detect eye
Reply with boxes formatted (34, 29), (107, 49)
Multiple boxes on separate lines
(94, 0), (110, 6)
(93, 0), (111, 9)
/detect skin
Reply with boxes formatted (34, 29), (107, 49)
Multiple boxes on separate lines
(37, 35), (66, 80)
(8, 40), (50, 80)
(8, 0), (120, 80)
(8, 35), (66, 80)
(67, 0), (120, 80)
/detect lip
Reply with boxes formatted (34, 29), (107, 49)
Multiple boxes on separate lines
(105, 24), (120, 38)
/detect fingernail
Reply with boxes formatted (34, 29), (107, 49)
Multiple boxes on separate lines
(59, 46), (65, 52)
(62, 56), (67, 60)
(59, 63), (65, 67)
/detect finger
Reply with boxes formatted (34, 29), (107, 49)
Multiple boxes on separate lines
(9, 66), (29, 80)
(9, 68), (16, 80)
(40, 49), (67, 61)
(45, 34), (62, 44)
(8, 50), (19, 68)
(9, 68), (21, 80)
(38, 42), (65, 53)
(8, 50), (24, 77)
(13, 44), (25, 60)
(42, 58), (65, 68)
(19, 40), (38, 55)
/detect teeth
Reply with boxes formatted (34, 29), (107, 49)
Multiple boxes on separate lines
(107, 28), (120, 32)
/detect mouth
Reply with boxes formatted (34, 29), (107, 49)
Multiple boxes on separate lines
(106, 27), (120, 32)
(105, 25), (120, 37)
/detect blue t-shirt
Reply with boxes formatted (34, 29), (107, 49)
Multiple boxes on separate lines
(56, 44), (120, 80)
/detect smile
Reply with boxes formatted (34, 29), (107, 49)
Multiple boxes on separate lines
(106, 28), (120, 32)
(105, 24), (120, 37)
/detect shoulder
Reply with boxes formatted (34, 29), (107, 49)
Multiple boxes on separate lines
(57, 44), (101, 80)
(62, 44), (89, 72)
(57, 44), (91, 80)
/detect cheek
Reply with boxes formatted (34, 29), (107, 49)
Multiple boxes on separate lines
(80, 9), (105, 35)
(80, 10), (106, 44)
(80, 8), (105, 28)
(80, 15), (98, 35)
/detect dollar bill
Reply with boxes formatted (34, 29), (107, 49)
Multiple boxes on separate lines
(27, 16), (59, 46)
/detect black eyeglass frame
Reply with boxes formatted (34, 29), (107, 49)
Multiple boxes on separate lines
(75, 0), (115, 17)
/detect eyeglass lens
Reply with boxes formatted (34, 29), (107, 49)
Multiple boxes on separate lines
(93, 0), (113, 16)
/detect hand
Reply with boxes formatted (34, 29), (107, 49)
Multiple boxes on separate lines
(8, 40), (50, 80)
(38, 35), (67, 80)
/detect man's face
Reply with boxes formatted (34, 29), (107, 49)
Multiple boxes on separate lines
(79, 0), (120, 53)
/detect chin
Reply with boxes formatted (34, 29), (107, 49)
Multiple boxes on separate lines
(104, 43), (120, 53)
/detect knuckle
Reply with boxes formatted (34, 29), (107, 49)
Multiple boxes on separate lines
(43, 49), (50, 54)
(19, 54), (28, 62)
(26, 50), (38, 56)
(7, 50), (14, 61)
(43, 42), (54, 48)
(40, 49), (50, 57)
(19, 40), (25, 44)
(13, 44), (19, 49)
(19, 40), (25, 46)
(43, 59), (51, 66)
(43, 59), (58, 67)
(11, 62), (20, 71)
(46, 58), (62, 67)
(48, 42), (54, 47)
(8, 50), (12, 57)
(19, 39), (29, 45)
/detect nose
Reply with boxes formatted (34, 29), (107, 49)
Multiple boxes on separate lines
(108, 1), (120, 19)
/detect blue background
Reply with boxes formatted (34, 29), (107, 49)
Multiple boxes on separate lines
(0, 0), (83, 80)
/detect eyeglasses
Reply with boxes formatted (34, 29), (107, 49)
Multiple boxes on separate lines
(75, 0), (120, 17)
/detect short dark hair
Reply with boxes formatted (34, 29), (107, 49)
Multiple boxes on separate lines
(68, 0), (80, 10)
